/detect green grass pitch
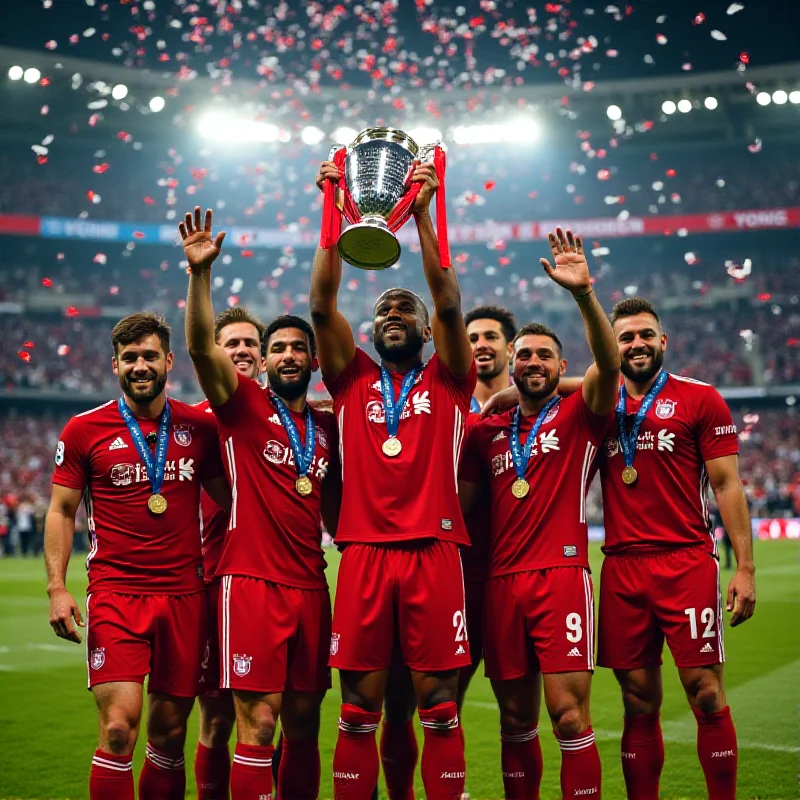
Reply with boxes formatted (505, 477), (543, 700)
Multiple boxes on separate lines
(0, 539), (797, 799)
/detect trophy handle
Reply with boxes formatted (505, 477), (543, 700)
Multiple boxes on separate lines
(418, 142), (440, 163)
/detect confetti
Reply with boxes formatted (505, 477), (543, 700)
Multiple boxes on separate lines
(727, 3), (744, 13)
(710, 30), (728, 41)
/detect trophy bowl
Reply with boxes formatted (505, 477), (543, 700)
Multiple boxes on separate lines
(335, 127), (434, 271)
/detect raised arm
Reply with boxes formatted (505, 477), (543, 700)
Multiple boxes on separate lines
(181, 207), (238, 407)
(309, 161), (356, 381)
(412, 162), (473, 377)
(540, 228), (620, 415)
(706, 454), (756, 626)
(45, 483), (85, 643)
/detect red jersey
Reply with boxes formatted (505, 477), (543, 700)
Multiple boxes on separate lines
(460, 392), (612, 577)
(52, 398), (225, 595)
(460, 413), (491, 584)
(325, 348), (476, 544)
(600, 373), (739, 555)
(212, 372), (336, 590)
(195, 399), (228, 582)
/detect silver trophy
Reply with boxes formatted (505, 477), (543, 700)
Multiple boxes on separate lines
(331, 127), (438, 271)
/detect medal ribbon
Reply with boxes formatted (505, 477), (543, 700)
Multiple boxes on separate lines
(380, 365), (422, 440)
(272, 395), (316, 478)
(616, 370), (669, 470)
(117, 396), (171, 498)
(510, 396), (560, 482)
(470, 396), (481, 414)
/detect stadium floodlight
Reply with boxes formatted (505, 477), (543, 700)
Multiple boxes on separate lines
(300, 126), (325, 145)
(149, 96), (165, 112)
(23, 67), (41, 84)
(408, 127), (444, 144)
(452, 120), (539, 145)
(198, 112), (280, 143)
(790, 90), (800, 104)
(661, 100), (676, 115)
(756, 91), (771, 106)
(8, 66), (23, 81)
(606, 104), (622, 121)
(704, 96), (718, 110)
(332, 126), (358, 143)
(677, 99), (692, 113)
(111, 84), (128, 100)
(772, 90), (788, 105)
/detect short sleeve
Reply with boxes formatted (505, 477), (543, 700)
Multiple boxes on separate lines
(695, 387), (739, 462)
(323, 347), (373, 400)
(433, 354), (478, 411)
(52, 416), (89, 491)
(212, 371), (258, 426)
(574, 392), (615, 445)
(458, 419), (488, 485)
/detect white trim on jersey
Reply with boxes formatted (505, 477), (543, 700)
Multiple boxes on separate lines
(84, 489), (97, 572)
(224, 437), (238, 531)
(337, 406), (345, 471)
(85, 593), (92, 689)
(714, 557), (726, 663)
(669, 372), (711, 387)
(221, 575), (232, 688)
(452, 406), (466, 491)
(699, 463), (717, 556)
(75, 399), (116, 418)
(579, 441), (597, 524)
(582, 569), (595, 671)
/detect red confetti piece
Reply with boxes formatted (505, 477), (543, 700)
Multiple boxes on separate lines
(484, 180), (496, 191)
(597, 169), (610, 180)
(57, 345), (70, 356)
(23, 341), (35, 348)
(37, 155), (48, 165)
(93, 163), (110, 173)
(86, 190), (95, 201)
(739, 52), (749, 64)
(666, 168), (676, 177)
(17, 351), (31, 363)
(693, 12), (706, 24)
(758, 293), (771, 302)
(65, 306), (79, 317)
(133, 231), (145, 238)
(41, 277), (52, 287)
(143, 197), (155, 205)
(241, 250), (253, 258)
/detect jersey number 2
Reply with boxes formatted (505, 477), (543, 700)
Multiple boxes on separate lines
(453, 610), (467, 642)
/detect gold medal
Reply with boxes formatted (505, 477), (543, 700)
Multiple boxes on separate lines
(295, 475), (313, 496)
(382, 438), (402, 457)
(621, 466), (638, 486)
(511, 478), (530, 499)
(148, 493), (168, 514)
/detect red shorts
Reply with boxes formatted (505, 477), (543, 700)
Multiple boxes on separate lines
(464, 581), (486, 670)
(85, 591), (206, 697)
(219, 576), (331, 694)
(330, 541), (470, 673)
(198, 580), (226, 698)
(598, 547), (725, 670)
(484, 567), (595, 680)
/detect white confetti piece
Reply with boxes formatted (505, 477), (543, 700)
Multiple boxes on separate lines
(710, 30), (727, 41)
(727, 3), (744, 14)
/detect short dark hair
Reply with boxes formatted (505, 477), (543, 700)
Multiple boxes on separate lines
(264, 314), (317, 357)
(464, 305), (517, 344)
(373, 288), (430, 326)
(214, 307), (266, 345)
(610, 297), (661, 327)
(111, 312), (170, 356)
(513, 322), (563, 356)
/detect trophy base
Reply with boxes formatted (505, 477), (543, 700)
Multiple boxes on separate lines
(338, 219), (401, 271)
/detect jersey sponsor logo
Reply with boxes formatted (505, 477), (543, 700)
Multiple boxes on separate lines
(411, 390), (431, 415)
(173, 424), (193, 447)
(263, 440), (329, 478)
(365, 390), (432, 425)
(655, 398), (677, 419)
(491, 430), (560, 477)
(330, 633), (340, 656)
(108, 437), (128, 451)
(264, 440), (288, 465)
(539, 429), (560, 452)
(715, 424), (737, 436)
(55, 440), (65, 466)
(657, 430), (675, 452)
(567, 647), (583, 657)
(366, 400), (386, 424)
(563, 545), (578, 557)
(110, 463), (136, 486)
(110, 459), (195, 486)
(232, 653), (252, 677)
(90, 647), (105, 670)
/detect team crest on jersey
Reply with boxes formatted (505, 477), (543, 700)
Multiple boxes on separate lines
(655, 399), (677, 419)
(330, 633), (340, 656)
(172, 424), (193, 447)
(264, 440), (287, 465)
(90, 647), (105, 670)
(110, 464), (135, 486)
(317, 428), (328, 450)
(366, 400), (386, 424)
(232, 653), (252, 677)
(543, 404), (560, 424)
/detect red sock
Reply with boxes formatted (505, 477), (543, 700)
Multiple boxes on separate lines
(380, 719), (418, 799)
(278, 737), (320, 800)
(231, 743), (274, 799)
(138, 742), (186, 800)
(418, 702), (465, 800)
(195, 741), (231, 800)
(556, 728), (601, 799)
(501, 725), (543, 800)
(90, 749), (134, 800)
(334, 704), (382, 799)
(621, 713), (663, 800)
(693, 707), (738, 800)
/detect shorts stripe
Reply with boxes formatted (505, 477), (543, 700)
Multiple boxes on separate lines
(85, 593), (92, 689)
(221, 575), (232, 689)
(715, 558), (725, 663)
(582, 569), (594, 671)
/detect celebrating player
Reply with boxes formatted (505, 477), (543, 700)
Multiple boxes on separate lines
(183, 207), (341, 800)
(460, 228), (619, 800)
(194, 306), (267, 800)
(45, 312), (230, 800)
(311, 159), (476, 800)
(597, 297), (756, 800)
